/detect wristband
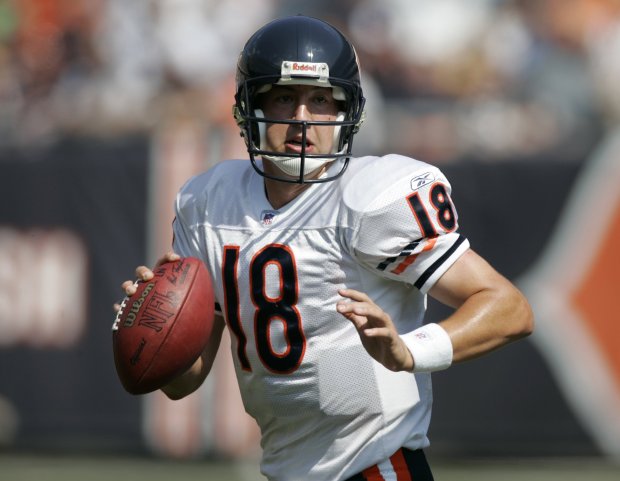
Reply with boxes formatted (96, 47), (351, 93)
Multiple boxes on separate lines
(401, 323), (453, 373)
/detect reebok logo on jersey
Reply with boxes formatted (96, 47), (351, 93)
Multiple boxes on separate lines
(260, 210), (278, 225)
(410, 172), (435, 190)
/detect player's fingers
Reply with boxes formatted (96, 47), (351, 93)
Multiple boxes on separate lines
(338, 288), (372, 304)
(337, 300), (388, 324)
(336, 302), (364, 322)
(135, 265), (154, 281)
(337, 301), (365, 315)
(336, 302), (373, 324)
(155, 251), (180, 268)
(121, 279), (139, 295)
(338, 306), (385, 334)
(344, 312), (372, 331)
(360, 326), (393, 338)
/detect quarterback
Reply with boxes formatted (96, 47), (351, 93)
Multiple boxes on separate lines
(120, 15), (533, 481)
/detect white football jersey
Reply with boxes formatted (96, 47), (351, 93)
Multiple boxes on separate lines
(172, 155), (469, 481)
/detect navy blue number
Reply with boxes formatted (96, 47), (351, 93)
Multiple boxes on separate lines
(222, 244), (306, 374)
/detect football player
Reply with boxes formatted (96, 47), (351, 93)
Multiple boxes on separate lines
(119, 15), (533, 481)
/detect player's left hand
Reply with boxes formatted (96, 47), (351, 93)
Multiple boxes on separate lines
(113, 252), (181, 313)
(337, 288), (414, 372)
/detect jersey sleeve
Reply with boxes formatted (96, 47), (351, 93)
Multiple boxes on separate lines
(172, 176), (205, 259)
(342, 157), (470, 293)
(172, 173), (223, 316)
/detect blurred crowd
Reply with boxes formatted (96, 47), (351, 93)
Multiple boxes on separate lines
(1, 0), (620, 164)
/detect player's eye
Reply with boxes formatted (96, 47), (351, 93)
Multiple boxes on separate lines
(274, 94), (294, 104)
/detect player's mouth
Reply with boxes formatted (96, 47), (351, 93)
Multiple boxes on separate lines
(285, 137), (314, 153)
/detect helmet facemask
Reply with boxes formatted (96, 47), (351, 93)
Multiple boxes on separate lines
(254, 107), (346, 178)
(234, 62), (365, 184)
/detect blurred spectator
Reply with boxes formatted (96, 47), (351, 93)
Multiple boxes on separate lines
(0, 0), (275, 147)
(0, 0), (20, 145)
(87, 0), (163, 135)
(154, 0), (274, 88)
(0, 0), (613, 166)
(150, 0), (276, 141)
(345, 0), (604, 163)
(584, 0), (620, 126)
(3, 0), (104, 146)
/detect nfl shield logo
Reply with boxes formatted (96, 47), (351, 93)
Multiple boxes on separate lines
(261, 210), (278, 225)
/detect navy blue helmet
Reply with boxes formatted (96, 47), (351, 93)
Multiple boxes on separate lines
(233, 15), (366, 183)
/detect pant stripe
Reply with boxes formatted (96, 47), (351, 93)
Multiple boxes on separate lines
(347, 448), (434, 481)
(361, 462), (384, 480)
(390, 449), (413, 481)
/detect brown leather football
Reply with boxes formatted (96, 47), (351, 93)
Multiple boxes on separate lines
(112, 257), (214, 395)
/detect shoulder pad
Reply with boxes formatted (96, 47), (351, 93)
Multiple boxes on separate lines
(340, 155), (468, 292)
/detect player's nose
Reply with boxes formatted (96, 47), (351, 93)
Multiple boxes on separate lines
(292, 102), (311, 121)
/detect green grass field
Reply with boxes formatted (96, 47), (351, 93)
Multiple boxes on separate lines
(1, 454), (619, 481)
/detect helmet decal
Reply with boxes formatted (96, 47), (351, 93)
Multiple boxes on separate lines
(280, 61), (330, 82)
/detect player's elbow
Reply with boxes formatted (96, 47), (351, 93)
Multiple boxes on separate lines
(161, 382), (199, 401)
(506, 288), (534, 340)
(162, 389), (185, 401)
(161, 364), (211, 400)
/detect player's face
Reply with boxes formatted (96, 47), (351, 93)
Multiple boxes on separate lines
(258, 84), (341, 157)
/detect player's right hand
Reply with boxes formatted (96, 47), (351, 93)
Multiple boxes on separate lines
(113, 251), (181, 313)
(337, 288), (414, 372)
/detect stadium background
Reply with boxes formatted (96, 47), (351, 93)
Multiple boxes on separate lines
(1, 0), (619, 479)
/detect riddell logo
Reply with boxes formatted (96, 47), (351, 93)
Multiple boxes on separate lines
(281, 61), (329, 80)
(292, 62), (317, 72)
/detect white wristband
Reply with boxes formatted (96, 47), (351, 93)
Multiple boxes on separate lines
(401, 323), (453, 373)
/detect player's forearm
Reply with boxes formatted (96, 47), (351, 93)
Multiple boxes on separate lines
(162, 355), (207, 400)
(162, 315), (225, 400)
(440, 282), (533, 363)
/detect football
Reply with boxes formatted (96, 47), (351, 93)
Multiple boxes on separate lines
(112, 257), (215, 395)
